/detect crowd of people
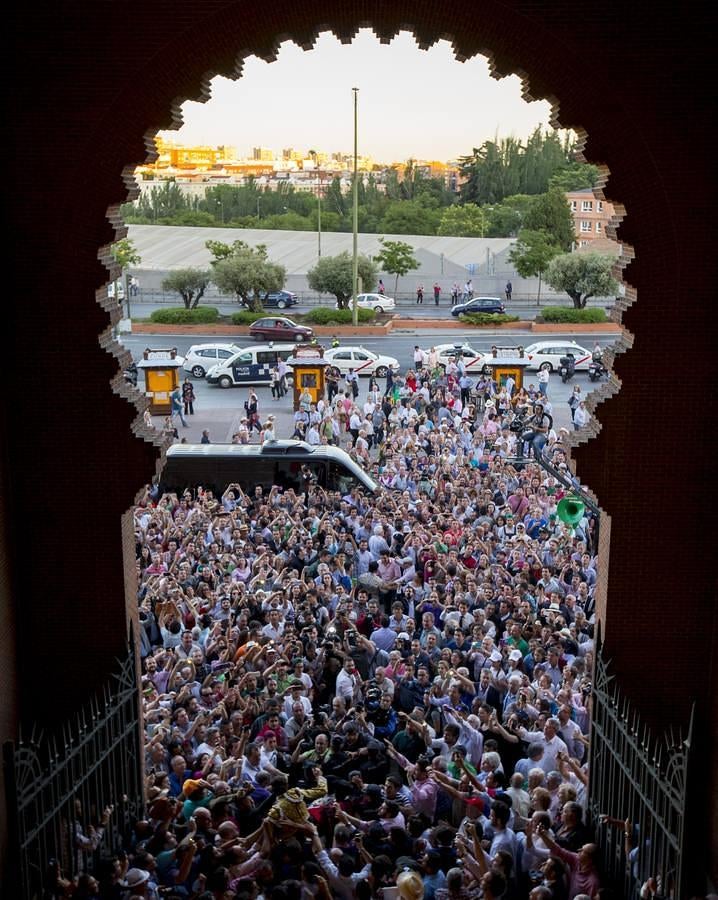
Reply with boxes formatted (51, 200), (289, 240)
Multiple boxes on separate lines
(66, 355), (610, 900)
(215, 349), (591, 460)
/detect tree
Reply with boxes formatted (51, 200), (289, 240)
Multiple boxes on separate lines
(373, 238), (420, 294)
(523, 189), (575, 250)
(548, 162), (600, 193)
(307, 252), (378, 308)
(110, 237), (141, 315)
(507, 230), (562, 302)
(161, 268), (212, 309)
(545, 251), (618, 308)
(379, 200), (439, 235)
(207, 240), (286, 312)
(483, 204), (523, 237)
(437, 204), (487, 237)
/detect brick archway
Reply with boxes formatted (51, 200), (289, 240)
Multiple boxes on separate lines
(6, 1), (715, 889)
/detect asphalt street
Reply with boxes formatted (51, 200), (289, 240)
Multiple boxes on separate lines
(120, 329), (613, 441)
(128, 297), (604, 321)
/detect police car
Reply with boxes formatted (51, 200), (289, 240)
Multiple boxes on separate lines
(206, 344), (298, 388)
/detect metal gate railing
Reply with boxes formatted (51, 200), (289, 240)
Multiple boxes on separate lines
(4, 643), (144, 899)
(588, 627), (693, 899)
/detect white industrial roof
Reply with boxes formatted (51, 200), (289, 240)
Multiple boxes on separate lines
(127, 225), (515, 276)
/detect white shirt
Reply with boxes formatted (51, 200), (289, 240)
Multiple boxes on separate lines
(284, 694), (313, 719)
(335, 668), (360, 702)
(517, 730), (568, 774)
(316, 850), (370, 900)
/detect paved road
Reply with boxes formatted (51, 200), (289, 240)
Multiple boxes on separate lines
(121, 331), (616, 368)
(120, 328), (612, 442)
(128, 298), (602, 321)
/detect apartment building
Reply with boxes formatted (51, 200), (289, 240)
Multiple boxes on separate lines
(566, 188), (615, 247)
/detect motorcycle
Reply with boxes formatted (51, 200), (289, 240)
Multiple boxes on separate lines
(588, 359), (609, 381)
(559, 354), (576, 383)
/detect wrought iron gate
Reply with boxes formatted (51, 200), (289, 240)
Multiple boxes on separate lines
(4, 644), (144, 900)
(588, 628), (694, 899)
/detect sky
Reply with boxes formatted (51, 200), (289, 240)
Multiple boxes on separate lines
(160, 29), (560, 162)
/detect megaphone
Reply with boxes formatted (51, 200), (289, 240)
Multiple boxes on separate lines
(556, 495), (585, 526)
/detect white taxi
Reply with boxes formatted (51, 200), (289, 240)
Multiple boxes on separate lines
(523, 341), (592, 372)
(421, 342), (488, 373)
(324, 346), (400, 378)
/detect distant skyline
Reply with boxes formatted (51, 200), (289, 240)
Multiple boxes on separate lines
(160, 30), (565, 162)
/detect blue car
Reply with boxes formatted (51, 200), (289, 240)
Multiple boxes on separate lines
(451, 296), (505, 317)
(264, 290), (298, 309)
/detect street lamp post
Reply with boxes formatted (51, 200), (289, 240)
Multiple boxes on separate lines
(256, 196), (261, 220)
(317, 176), (322, 258)
(216, 198), (224, 224)
(352, 87), (359, 327)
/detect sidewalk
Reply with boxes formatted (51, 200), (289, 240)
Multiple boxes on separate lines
(152, 385), (297, 444)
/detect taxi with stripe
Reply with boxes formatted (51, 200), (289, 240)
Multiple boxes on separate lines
(523, 341), (592, 372)
(422, 343), (488, 373)
(324, 346), (400, 378)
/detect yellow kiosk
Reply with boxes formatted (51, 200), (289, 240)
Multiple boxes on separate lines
(482, 345), (531, 391)
(136, 347), (185, 415)
(286, 345), (330, 411)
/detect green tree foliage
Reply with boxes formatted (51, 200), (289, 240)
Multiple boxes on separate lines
(483, 204), (523, 237)
(111, 237), (141, 270)
(548, 162), (600, 193)
(161, 268), (212, 309)
(110, 238), (141, 312)
(379, 200), (439, 235)
(508, 230), (562, 302)
(307, 252), (378, 309)
(545, 252), (618, 308)
(438, 204), (487, 237)
(459, 129), (588, 205)
(374, 238), (420, 294)
(207, 240), (286, 312)
(522, 189), (575, 250)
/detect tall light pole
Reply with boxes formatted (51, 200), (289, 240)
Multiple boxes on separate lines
(352, 87), (359, 327)
(317, 175), (322, 258)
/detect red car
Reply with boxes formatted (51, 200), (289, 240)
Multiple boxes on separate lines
(248, 316), (314, 342)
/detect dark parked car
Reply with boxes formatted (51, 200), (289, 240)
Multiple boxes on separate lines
(241, 290), (298, 310)
(248, 316), (314, 342)
(451, 296), (505, 317)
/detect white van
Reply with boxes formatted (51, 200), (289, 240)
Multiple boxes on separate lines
(206, 344), (298, 388)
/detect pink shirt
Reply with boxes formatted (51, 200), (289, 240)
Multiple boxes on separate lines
(554, 846), (601, 899)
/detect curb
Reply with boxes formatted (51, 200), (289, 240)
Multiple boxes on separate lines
(130, 319), (621, 337)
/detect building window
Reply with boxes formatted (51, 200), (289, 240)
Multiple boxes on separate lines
(580, 220), (592, 232)
(596, 221), (603, 233)
(597, 201), (604, 212)
(571, 200), (577, 210)
(581, 200), (593, 212)
(580, 240), (590, 247)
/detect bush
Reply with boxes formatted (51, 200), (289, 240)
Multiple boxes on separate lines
(540, 306), (608, 323)
(459, 313), (520, 326)
(231, 311), (269, 325)
(303, 307), (376, 325)
(150, 306), (220, 324)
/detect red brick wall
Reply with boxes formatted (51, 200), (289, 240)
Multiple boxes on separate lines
(6, 0), (716, 887)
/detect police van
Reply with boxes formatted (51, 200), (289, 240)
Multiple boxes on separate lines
(206, 344), (298, 388)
